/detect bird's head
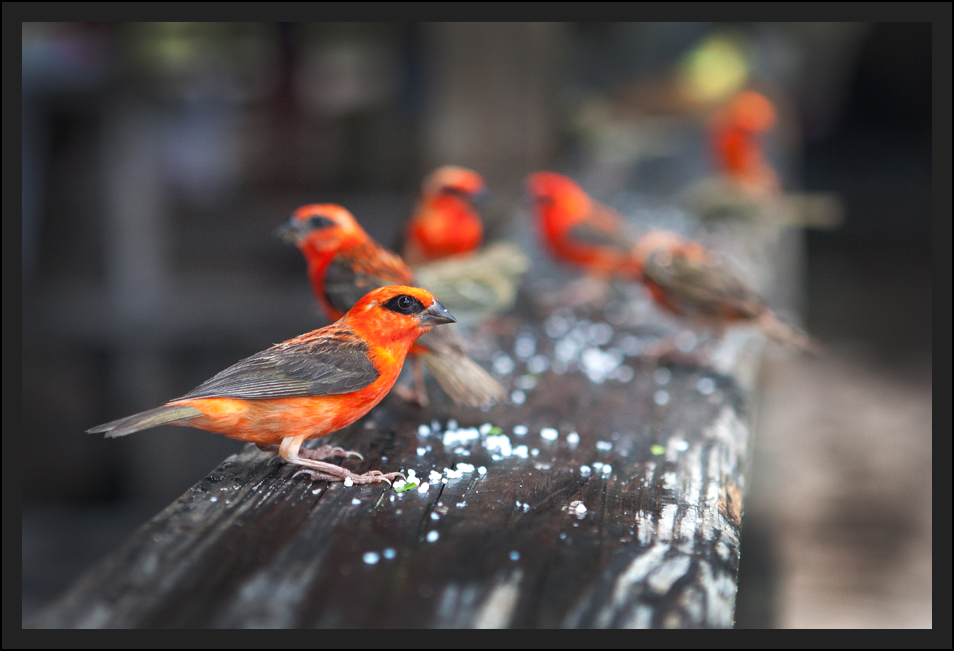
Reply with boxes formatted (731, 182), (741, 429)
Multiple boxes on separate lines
(422, 166), (488, 204)
(346, 285), (457, 342)
(276, 204), (367, 253)
(525, 171), (591, 227)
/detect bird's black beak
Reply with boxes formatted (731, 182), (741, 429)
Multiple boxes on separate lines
(472, 187), (490, 206)
(419, 299), (456, 326)
(275, 217), (303, 245)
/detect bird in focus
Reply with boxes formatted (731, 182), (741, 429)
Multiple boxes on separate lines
(632, 228), (819, 354)
(277, 204), (506, 408)
(87, 286), (457, 486)
(402, 165), (487, 266)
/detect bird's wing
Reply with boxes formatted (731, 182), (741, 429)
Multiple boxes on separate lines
(643, 249), (764, 319)
(324, 242), (413, 316)
(567, 202), (638, 253)
(178, 325), (380, 400)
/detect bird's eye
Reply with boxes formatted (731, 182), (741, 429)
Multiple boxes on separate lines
(382, 293), (425, 315)
(308, 215), (335, 230)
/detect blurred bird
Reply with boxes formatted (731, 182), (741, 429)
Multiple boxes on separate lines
(88, 286), (456, 485)
(526, 171), (642, 281)
(278, 204), (506, 408)
(680, 90), (843, 229)
(632, 228), (819, 354)
(402, 165), (487, 266)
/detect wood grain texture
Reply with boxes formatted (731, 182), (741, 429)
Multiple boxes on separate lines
(31, 276), (764, 628)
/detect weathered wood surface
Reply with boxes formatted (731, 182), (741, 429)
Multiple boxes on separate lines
(30, 252), (768, 628)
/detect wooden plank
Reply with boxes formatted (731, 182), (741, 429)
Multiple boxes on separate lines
(30, 271), (763, 628)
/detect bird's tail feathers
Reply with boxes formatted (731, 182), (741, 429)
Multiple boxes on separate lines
(86, 404), (203, 438)
(758, 311), (821, 355)
(418, 351), (507, 408)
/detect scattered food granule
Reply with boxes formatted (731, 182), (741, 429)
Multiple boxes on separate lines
(527, 355), (550, 374)
(383, 548), (396, 560)
(674, 440), (689, 451)
(492, 352), (516, 376)
(513, 445), (529, 458)
(509, 551), (521, 561)
(515, 374), (538, 390)
(595, 440), (613, 451)
(351, 498), (361, 506)
(480, 423), (493, 435)
(406, 469), (416, 479)
(523, 503), (530, 512)
(426, 530), (439, 543)
(510, 390), (527, 405)
(566, 432), (580, 445)
(343, 477), (354, 487)
(650, 444), (666, 456)
(431, 419), (441, 432)
(570, 500), (587, 515)
(312, 489), (320, 495)
(417, 482), (430, 493)
(417, 447), (427, 456)
(513, 425), (529, 436)
(431, 512), (440, 520)
(580, 465), (592, 477)
(675, 330), (697, 352)
(418, 424), (430, 436)
(593, 462), (604, 470)
(429, 470), (443, 483)
(560, 533), (567, 540)
(653, 367), (672, 385)
(362, 552), (380, 565)
(477, 466), (487, 475)
(447, 419), (458, 430)
(456, 463), (475, 473)
(602, 465), (612, 475)
(210, 497), (218, 503)
(540, 427), (559, 441)
(696, 377), (716, 395)
(653, 389), (670, 406)
(531, 448), (539, 456)
(456, 502), (467, 508)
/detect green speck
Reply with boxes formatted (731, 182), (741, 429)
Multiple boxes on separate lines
(394, 480), (419, 493)
(650, 444), (666, 456)
(489, 426), (503, 435)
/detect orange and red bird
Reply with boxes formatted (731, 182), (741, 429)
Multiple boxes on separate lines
(402, 165), (487, 266)
(632, 229), (817, 352)
(87, 286), (457, 485)
(526, 171), (642, 280)
(277, 204), (505, 408)
(709, 89), (781, 199)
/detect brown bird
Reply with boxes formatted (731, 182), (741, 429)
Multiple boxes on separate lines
(633, 228), (819, 354)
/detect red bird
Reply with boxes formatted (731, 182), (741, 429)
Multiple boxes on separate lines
(402, 165), (487, 266)
(278, 204), (505, 408)
(526, 171), (642, 280)
(708, 89), (781, 200)
(87, 286), (457, 485)
(632, 229), (817, 353)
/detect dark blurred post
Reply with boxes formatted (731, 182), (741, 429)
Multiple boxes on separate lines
(420, 23), (567, 220)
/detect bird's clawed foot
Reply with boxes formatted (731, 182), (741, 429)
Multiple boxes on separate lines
(300, 445), (364, 461)
(292, 467), (406, 486)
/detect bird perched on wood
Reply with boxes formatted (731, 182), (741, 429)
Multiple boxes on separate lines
(632, 228), (819, 354)
(680, 90), (843, 229)
(402, 165), (487, 266)
(277, 204), (506, 408)
(88, 286), (457, 485)
(526, 171), (642, 281)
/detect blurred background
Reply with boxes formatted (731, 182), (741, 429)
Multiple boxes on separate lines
(22, 22), (932, 627)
